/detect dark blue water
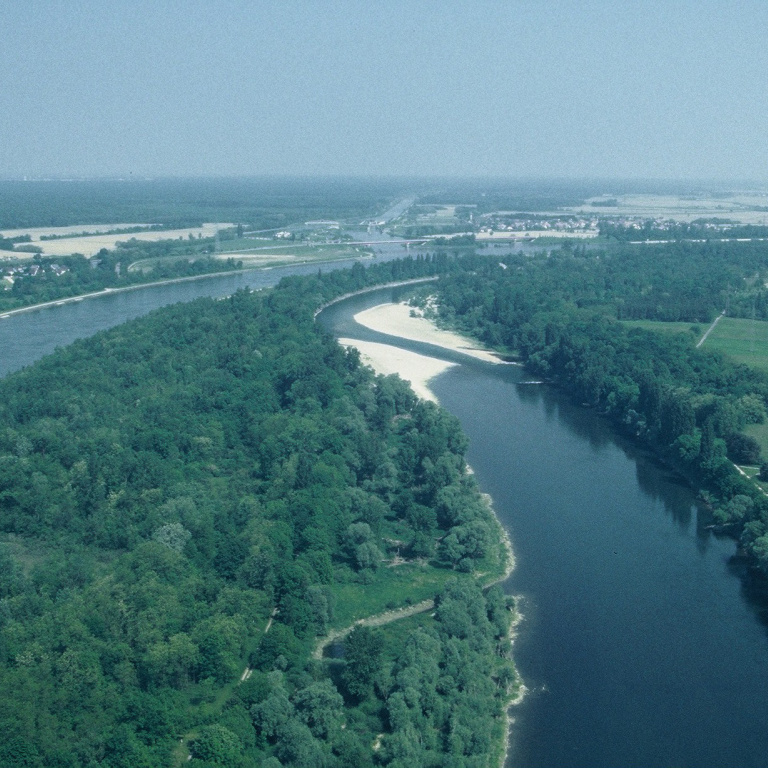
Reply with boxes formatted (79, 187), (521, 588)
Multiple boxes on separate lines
(319, 288), (768, 768)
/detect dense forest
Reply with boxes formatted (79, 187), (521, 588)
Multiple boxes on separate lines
(426, 241), (768, 570)
(0, 258), (515, 767)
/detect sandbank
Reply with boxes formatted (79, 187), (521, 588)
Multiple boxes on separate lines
(338, 338), (456, 403)
(353, 302), (502, 364)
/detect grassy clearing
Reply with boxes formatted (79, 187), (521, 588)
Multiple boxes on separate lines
(328, 528), (509, 631)
(698, 316), (768, 373)
(328, 562), (456, 629)
(746, 422), (768, 466)
(621, 319), (702, 338)
(622, 316), (768, 373)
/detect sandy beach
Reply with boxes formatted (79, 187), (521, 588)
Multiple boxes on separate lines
(338, 338), (456, 403)
(338, 301), (501, 404)
(353, 302), (502, 364)
(338, 300), (507, 402)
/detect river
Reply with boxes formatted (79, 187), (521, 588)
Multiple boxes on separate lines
(4, 265), (768, 767)
(317, 286), (768, 768)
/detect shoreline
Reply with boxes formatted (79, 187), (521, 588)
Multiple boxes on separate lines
(338, 299), (524, 766)
(0, 269), (249, 318)
(0, 253), (381, 320)
(353, 301), (504, 364)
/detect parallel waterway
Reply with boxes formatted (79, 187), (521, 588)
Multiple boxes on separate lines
(4, 264), (768, 767)
(318, 287), (768, 768)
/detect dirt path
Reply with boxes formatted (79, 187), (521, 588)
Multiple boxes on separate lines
(697, 311), (725, 348)
(312, 599), (435, 659)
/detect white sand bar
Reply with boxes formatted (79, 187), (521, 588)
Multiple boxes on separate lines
(338, 339), (456, 403)
(353, 302), (502, 364)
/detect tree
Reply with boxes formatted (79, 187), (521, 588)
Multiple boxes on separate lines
(252, 686), (294, 741)
(292, 680), (344, 738)
(725, 433), (762, 465)
(152, 522), (191, 553)
(342, 626), (383, 699)
(345, 522), (383, 571)
(190, 724), (242, 765)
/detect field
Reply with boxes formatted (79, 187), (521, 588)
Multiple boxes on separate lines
(622, 316), (768, 370)
(0, 223), (149, 240)
(565, 192), (768, 224)
(697, 316), (768, 372)
(11, 223), (234, 258)
(125, 243), (373, 273)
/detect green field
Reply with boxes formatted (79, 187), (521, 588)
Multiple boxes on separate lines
(622, 316), (768, 372)
(697, 316), (768, 372)
(621, 319), (703, 338)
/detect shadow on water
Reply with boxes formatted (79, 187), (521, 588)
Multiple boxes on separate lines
(722, 545), (768, 636)
(517, 377), (701, 532)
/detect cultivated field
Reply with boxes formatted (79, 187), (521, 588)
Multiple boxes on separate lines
(565, 192), (768, 224)
(3, 223), (234, 258)
(0, 223), (149, 240)
(699, 316), (768, 372)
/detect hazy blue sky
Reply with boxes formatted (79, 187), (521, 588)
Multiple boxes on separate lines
(2, 1), (767, 180)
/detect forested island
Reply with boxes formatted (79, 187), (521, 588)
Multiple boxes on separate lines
(0, 257), (516, 767)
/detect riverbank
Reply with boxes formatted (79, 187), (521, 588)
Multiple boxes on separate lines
(353, 301), (503, 363)
(0, 269), (248, 318)
(337, 300), (505, 403)
(338, 338), (456, 403)
(336, 299), (523, 765)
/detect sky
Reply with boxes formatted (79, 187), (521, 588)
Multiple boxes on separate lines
(2, 0), (768, 181)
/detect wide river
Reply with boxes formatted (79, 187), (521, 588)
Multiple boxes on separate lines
(319, 286), (768, 768)
(4, 264), (768, 767)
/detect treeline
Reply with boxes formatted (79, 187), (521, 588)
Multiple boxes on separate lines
(600, 221), (768, 242)
(481, 239), (768, 324)
(431, 245), (768, 570)
(0, 257), (512, 767)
